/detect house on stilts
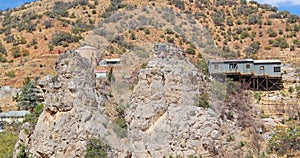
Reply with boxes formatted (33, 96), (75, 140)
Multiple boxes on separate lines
(208, 59), (283, 91)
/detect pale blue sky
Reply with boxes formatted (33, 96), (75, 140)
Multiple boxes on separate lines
(0, 0), (35, 10)
(0, 0), (299, 16)
(255, 0), (300, 16)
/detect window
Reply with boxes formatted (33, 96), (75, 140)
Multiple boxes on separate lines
(229, 63), (238, 69)
(246, 64), (250, 69)
(274, 66), (281, 72)
(260, 66), (264, 70)
(214, 64), (219, 69)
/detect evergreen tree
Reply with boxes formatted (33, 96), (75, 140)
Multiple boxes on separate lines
(14, 77), (41, 110)
(107, 68), (115, 82)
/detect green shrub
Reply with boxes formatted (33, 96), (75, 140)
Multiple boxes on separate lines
(17, 144), (29, 158)
(140, 63), (147, 69)
(85, 138), (110, 158)
(268, 126), (300, 155)
(254, 92), (262, 102)
(4, 34), (15, 43)
(288, 86), (294, 93)
(24, 104), (44, 125)
(196, 93), (210, 108)
(267, 28), (277, 37)
(0, 54), (7, 63)
(226, 135), (235, 142)
(6, 70), (15, 78)
(143, 28), (150, 35)
(11, 47), (21, 58)
(264, 46), (271, 50)
(261, 113), (269, 118)
(196, 59), (208, 75)
(51, 32), (80, 46)
(0, 132), (19, 158)
(287, 14), (299, 23)
(226, 112), (234, 120)
(172, 0), (185, 10)
(112, 119), (127, 138)
(0, 42), (7, 55)
(212, 11), (224, 26)
(272, 37), (289, 49)
(247, 14), (259, 25)
(240, 31), (249, 39)
(166, 28), (174, 34)
(245, 41), (260, 55)
(240, 141), (245, 147)
(51, 1), (73, 17)
(295, 84), (300, 95)
(185, 47), (195, 55)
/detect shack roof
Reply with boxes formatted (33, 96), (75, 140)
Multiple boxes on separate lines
(95, 69), (107, 73)
(104, 58), (121, 62)
(253, 60), (281, 64)
(0, 111), (30, 117)
(209, 59), (253, 64)
(209, 59), (281, 64)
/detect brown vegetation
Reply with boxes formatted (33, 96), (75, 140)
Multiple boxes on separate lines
(0, 0), (299, 87)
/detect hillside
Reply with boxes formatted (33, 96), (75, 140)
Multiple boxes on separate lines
(0, 1), (298, 157)
(0, 0), (299, 87)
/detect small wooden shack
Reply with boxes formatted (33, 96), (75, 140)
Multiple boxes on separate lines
(208, 59), (282, 90)
(95, 69), (107, 78)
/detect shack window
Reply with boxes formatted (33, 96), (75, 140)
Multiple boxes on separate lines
(214, 64), (219, 69)
(246, 64), (250, 69)
(229, 63), (237, 69)
(274, 66), (281, 72)
(260, 66), (264, 70)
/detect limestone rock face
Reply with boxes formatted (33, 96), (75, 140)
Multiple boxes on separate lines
(15, 51), (111, 158)
(15, 46), (261, 158)
(126, 56), (223, 157)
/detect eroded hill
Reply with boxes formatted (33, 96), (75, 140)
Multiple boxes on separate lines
(0, 0), (299, 87)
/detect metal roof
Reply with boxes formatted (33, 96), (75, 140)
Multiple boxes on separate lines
(209, 59), (253, 64)
(104, 58), (121, 62)
(253, 60), (281, 64)
(209, 59), (281, 64)
(0, 111), (30, 117)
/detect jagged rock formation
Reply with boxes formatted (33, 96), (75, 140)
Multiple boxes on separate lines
(14, 51), (119, 158)
(14, 46), (263, 158)
(126, 50), (224, 157)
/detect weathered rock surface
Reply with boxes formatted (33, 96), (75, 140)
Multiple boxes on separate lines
(15, 46), (263, 158)
(126, 55), (224, 157)
(14, 51), (118, 158)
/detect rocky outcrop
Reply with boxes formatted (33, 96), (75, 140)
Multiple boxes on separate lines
(126, 54), (223, 157)
(15, 46), (263, 158)
(14, 51), (117, 158)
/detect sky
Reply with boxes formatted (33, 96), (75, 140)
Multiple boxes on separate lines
(0, 0), (35, 10)
(0, 0), (299, 16)
(255, 0), (300, 16)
